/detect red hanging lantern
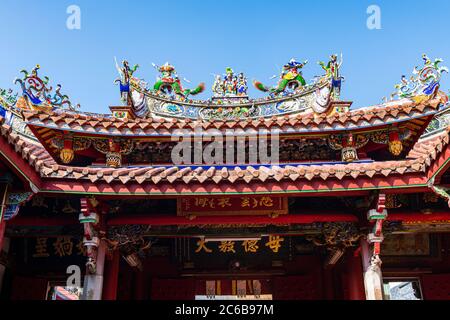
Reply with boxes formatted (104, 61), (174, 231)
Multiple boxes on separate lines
(341, 133), (358, 162)
(106, 139), (122, 167)
(59, 137), (74, 164)
(388, 130), (403, 156)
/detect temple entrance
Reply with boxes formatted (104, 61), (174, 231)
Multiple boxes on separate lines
(1, 191), (450, 300)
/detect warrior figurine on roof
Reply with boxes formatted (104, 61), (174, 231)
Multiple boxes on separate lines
(253, 58), (308, 95)
(319, 54), (344, 100)
(236, 72), (248, 96)
(115, 58), (139, 105)
(223, 67), (237, 95)
(152, 62), (205, 99)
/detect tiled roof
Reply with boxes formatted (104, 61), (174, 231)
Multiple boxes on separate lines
(1, 115), (449, 186)
(22, 94), (446, 136)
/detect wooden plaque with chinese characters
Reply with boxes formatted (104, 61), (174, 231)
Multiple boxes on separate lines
(177, 196), (288, 216)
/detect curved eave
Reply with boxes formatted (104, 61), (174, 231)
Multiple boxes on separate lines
(38, 173), (431, 198)
(23, 95), (444, 139)
(29, 128), (450, 196)
(2, 103), (449, 197)
(0, 125), (42, 190)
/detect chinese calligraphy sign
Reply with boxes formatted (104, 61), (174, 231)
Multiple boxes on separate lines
(31, 237), (85, 259)
(194, 236), (285, 254)
(177, 196), (288, 216)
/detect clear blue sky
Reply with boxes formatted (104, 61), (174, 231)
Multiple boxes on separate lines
(1, 0), (449, 113)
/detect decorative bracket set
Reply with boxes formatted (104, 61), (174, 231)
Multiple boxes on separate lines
(328, 127), (411, 162)
(52, 134), (134, 167)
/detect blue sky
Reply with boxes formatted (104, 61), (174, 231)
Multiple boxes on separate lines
(0, 0), (449, 113)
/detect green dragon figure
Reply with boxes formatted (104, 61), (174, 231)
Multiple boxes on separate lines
(253, 59), (307, 94)
(152, 62), (205, 98)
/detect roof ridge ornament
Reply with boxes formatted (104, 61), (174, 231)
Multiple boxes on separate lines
(0, 88), (18, 108)
(114, 57), (139, 106)
(211, 67), (249, 104)
(13, 65), (80, 111)
(151, 62), (205, 100)
(318, 53), (344, 101)
(123, 55), (347, 120)
(389, 54), (448, 101)
(253, 58), (309, 96)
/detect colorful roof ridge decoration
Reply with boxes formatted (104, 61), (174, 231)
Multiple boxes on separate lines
(0, 65), (100, 120)
(115, 55), (344, 120)
(17, 91), (444, 169)
(389, 54), (448, 101)
(13, 56), (448, 169)
(113, 54), (449, 122)
(0, 55), (448, 187)
(151, 62), (205, 98)
(21, 93), (446, 136)
(253, 58), (309, 94)
(0, 88), (18, 110)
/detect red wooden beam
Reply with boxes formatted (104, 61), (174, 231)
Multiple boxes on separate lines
(387, 211), (450, 223)
(7, 211), (450, 228)
(107, 213), (358, 226)
(6, 216), (78, 226)
(0, 136), (42, 190)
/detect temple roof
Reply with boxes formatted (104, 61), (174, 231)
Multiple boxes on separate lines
(22, 94), (445, 137)
(0, 55), (449, 196)
(1, 113), (449, 194)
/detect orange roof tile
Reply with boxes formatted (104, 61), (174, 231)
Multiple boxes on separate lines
(22, 95), (445, 137)
(1, 116), (449, 187)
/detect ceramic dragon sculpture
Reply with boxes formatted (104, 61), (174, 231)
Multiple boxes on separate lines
(152, 62), (205, 98)
(253, 58), (308, 95)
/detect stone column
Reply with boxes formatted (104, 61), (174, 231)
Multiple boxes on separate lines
(362, 194), (387, 300)
(82, 240), (106, 300)
(363, 254), (384, 300)
(79, 197), (106, 300)
(361, 230), (384, 300)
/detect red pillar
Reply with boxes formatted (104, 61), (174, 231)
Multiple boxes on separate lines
(0, 182), (7, 253)
(346, 250), (366, 300)
(323, 267), (335, 300)
(134, 270), (146, 300)
(102, 250), (120, 300)
(0, 220), (5, 253)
